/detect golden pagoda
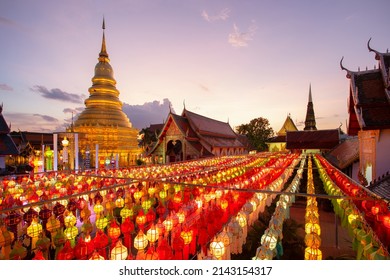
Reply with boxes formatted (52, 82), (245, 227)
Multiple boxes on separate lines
(72, 19), (141, 167)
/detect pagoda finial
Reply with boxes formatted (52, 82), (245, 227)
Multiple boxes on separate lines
(99, 17), (109, 62)
(308, 83), (312, 103)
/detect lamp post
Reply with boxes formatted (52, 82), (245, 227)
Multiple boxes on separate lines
(62, 137), (69, 170)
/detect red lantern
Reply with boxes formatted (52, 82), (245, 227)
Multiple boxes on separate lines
(107, 220), (121, 246)
(93, 230), (110, 259)
(74, 237), (89, 260)
(57, 240), (74, 260)
(156, 238), (173, 260)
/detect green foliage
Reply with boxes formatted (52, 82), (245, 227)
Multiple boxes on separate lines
(236, 117), (274, 151)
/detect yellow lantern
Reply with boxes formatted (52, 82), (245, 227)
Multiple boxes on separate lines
(210, 239), (225, 260)
(159, 190), (167, 200)
(93, 203), (104, 216)
(120, 207), (134, 219)
(96, 217), (108, 230)
(115, 197), (125, 208)
(27, 219), (42, 249)
(163, 218), (173, 232)
(64, 226), (78, 240)
(304, 232), (321, 248)
(180, 229), (193, 245)
(110, 240), (128, 260)
(134, 230), (148, 251)
(305, 222), (321, 235)
(304, 247), (322, 260)
(64, 212), (77, 228)
(220, 199), (228, 210)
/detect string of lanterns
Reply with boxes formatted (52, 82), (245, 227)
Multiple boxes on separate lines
(314, 155), (389, 260)
(304, 155), (322, 260)
(0, 153), (300, 260)
(253, 154), (306, 260)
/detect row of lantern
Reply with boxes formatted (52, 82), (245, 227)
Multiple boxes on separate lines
(0, 153), (299, 260)
(314, 156), (389, 260)
(253, 155), (305, 260)
(315, 154), (390, 250)
(304, 156), (322, 260)
(0, 154), (272, 211)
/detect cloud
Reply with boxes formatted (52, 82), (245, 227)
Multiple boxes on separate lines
(31, 85), (84, 104)
(0, 16), (17, 26)
(0, 83), (13, 91)
(33, 114), (59, 122)
(4, 112), (62, 132)
(228, 21), (257, 47)
(122, 98), (172, 129)
(202, 8), (231, 22)
(198, 83), (210, 92)
(63, 107), (84, 114)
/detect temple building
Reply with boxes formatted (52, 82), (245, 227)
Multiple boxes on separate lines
(148, 108), (247, 164)
(340, 39), (390, 185)
(0, 105), (19, 174)
(285, 85), (340, 153)
(72, 20), (142, 168)
(266, 114), (298, 152)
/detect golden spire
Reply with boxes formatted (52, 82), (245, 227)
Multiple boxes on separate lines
(99, 17), (109, 62)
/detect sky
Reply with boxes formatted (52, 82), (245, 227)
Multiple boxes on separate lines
(0, 0), (389, 134)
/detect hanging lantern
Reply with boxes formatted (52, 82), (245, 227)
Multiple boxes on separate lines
(209, 239), (225, 260)
(134, 230), (148, 251)
(64, 226), (78, 240)
(383, 215), (390, 229)
(146, 224), (159, 244)
(144, 246), (159, 260)
(64, 211), (77, 228)
(107, 220), (121, 241)
(305, 222), (321, 235)
(304, 232), (321, 248)
(260, 227), (278, 250)
(110, 240), (128, 260)
(93, 203), (104, 216)
(163, 217), (173, 232)
(177, 210), (185, 224)
(89, 251), (105, 260)
(135, 210), (147, 229)
(120, 206), (134, 219)
(180, 229), (193, 245)
(304, 247), (322, 260)
(27, 218), (42, 250)
(96, 216), (109, 230)
(115, 197), (125, 208)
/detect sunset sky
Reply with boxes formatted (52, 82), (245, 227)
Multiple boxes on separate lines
(0, 0), (389, 133)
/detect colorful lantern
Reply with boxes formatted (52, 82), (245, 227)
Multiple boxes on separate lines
(134, 230), (148, 251)
(210, 239), (225, 260)
(110, 240), (128, 260)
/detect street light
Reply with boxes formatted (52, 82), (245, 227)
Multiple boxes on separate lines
(62, 137), (69, 170)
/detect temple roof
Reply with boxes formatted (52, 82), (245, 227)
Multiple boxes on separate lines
(325, 136), (359, 170)
(341, 39), (390, 135)
(0, 108), (19, 156)
(182, 109), (237, 138)
(286, 129), (340, 150)
(277, 114), (298, 136)
(149, 109), (245, 156)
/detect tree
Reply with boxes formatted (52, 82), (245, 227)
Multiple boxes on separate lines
(236, 117), (274, 151)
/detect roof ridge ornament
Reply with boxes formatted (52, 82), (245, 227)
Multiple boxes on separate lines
(367, 38), (381, 60)
(340, 56), (352, 78)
